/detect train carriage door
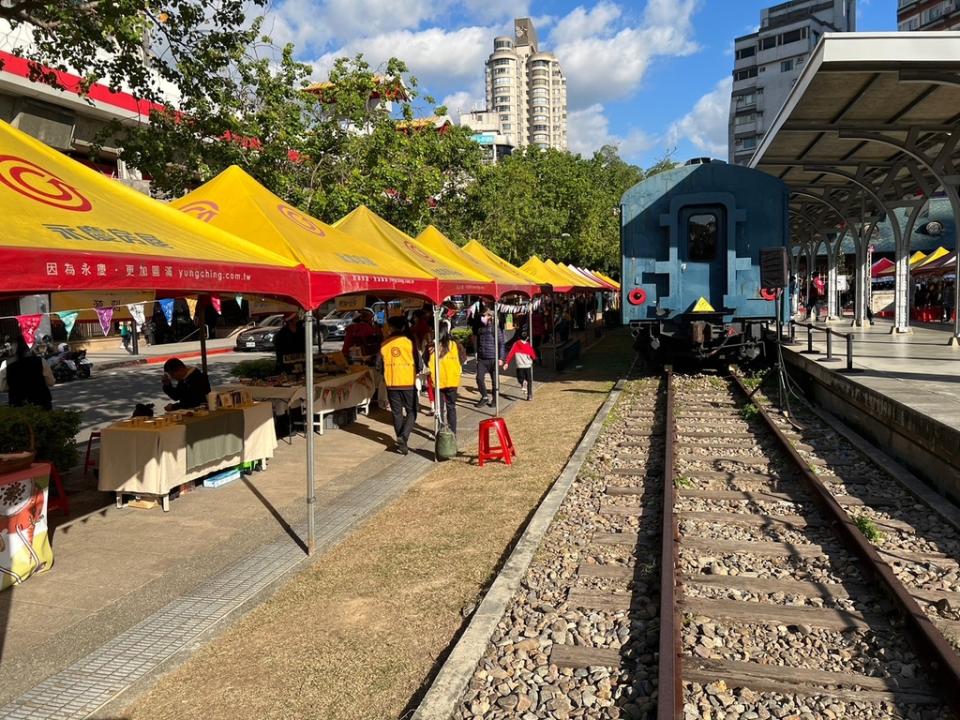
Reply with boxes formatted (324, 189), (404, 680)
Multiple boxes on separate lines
(679, 205), (726, 311)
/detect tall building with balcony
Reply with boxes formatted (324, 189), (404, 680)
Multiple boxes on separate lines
(479, 18), (567, 151)
(728, 0), (857, 165)
(897, 0), (960, 30)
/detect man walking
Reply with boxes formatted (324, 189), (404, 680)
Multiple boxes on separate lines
(378, 316), (421, 455)
(472, 305), (504, 407)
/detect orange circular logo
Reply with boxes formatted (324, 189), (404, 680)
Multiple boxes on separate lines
(390, 347), (402, 358)
(403, 239), (436, 263)
(180, 200), (219, 222)
(278, 203), (325, 236)
(0, 156), (91, 211)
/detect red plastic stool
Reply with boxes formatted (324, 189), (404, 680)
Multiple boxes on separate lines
(478, 417), (516, 467)
(47, 465), (70, 516)
(84, 431), (101, 475)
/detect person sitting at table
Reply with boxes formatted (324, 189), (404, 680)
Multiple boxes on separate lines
(274, 313), (305, 373)
(162, 358), (211, 411)
(342, 309), (380, 363)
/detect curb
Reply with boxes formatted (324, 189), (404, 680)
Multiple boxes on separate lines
(412, 376), (627, 720)
(95, 347), (235, 371)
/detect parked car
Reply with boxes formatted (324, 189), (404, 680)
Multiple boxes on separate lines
(235, 314), (285, 351)
(317, 309), (358, 341)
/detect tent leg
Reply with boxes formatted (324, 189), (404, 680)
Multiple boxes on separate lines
(433, 306), (442, 461)
(199, 321), (208, 376)
(304, 312), (316, 555)
(493, 300), (501, 417)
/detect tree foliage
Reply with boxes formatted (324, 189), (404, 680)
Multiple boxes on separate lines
(0, 0), (266, 103)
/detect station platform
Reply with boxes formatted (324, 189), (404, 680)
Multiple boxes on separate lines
(778, 319), (960, 497)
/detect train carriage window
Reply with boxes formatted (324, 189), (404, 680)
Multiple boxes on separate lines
(688, 213), (719, 261)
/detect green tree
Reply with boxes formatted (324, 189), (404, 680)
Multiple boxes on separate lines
(0, 0), (266, 103)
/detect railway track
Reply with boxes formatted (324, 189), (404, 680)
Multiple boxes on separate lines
(451, 369), (960, 720)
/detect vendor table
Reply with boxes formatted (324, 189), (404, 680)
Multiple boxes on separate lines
(218, 367), (377, 433)
(98, 403), (277, 511)
(1, 463), (53, 591)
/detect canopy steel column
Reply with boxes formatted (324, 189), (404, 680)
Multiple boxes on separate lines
(304, 312), (316, 554)
(835, 130), (960, 342)
(827, 232), (841, 319)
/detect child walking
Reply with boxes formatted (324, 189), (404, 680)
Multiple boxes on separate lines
(502, 328), (537, 400)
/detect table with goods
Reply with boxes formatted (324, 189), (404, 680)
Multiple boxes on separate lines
(97, 399), (277, 512)
(218, 360), (379, 435)
(1, 462), (54, 591)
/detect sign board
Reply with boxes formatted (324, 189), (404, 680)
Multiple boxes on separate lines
(837, 275), (849, 292)
(51, 291), (154, 321)
(471, 133), (495, 146)
(401, 297), (425, 310)
(335, 295), (367, 311)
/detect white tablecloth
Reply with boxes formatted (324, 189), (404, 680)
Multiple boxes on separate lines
(219, 367), (377, 415)
(98, 402), (277, 497)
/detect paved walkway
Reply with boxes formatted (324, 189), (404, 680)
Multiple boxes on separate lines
(85, 337), (239, 370)
(787, 318), (960, 429)
(0, 352), (557, 717)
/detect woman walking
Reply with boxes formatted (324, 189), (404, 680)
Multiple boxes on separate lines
(426, 326), (466, 435)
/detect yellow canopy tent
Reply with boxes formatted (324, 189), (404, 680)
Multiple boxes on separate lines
(416, 226), (537, 298)
(591, 269), (620, 290)
(462, 240), (543, 288)
(171, 166), (436, 307)
(562, 263), (607, 290)
(0, 120), (308, 305)
(910, 250), (928, 265)
(335, 206), (493, 302)
(877, 250), (929, 277)
(545, 259), (602, 289)
(520, 256), (573, 292)
(913, 246), (949, 270)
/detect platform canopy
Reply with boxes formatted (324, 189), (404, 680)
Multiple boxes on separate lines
(171, 166), (437, 308)
(415, 226), (538, 298)
(335, 206), (493, 303)
(0, 120), (310, 305)
(520, 256), (573, 293)
(749, 32), (960, 335)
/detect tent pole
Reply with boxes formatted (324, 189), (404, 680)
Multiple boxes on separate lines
(199, 321), (208, 376)
(433, 305), (442, 461)
(304, 311), (316, 555)
(493, 298), (500, 417)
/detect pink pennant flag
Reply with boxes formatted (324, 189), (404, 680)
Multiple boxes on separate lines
(95, 306), (114, 337)
(210, 296), (222, 314)
(16, 314), (42, 346)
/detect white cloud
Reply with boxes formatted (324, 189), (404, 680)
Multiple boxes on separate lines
(665, 76), (732, 158)
(267, 0), (444, 51)
(567, 103), (656, 159)
(551, 0), (700, 108)
(312, 25), (492, 88)
(461, 0), (531, 23)
(441, 90), (486, 122)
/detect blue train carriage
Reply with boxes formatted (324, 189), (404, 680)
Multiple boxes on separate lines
(620, 159), (790, 362)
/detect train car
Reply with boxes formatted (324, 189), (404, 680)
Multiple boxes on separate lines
(620, 158), (789, 363)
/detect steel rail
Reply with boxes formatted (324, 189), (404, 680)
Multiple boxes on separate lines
(656, 367), (681, 720)
(728, 372), (960, 716)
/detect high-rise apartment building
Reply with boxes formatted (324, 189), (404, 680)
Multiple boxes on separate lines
(728, 0), (856, 165)
(460, 18), (567, 154)
(897, 0), (960, 30)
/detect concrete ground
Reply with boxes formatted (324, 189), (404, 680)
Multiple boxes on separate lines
(0, 334), (585, 712)
(788, 318), (960, 427)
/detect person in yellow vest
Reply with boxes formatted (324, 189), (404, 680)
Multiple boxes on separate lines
(425, 324), (467, 435)
(377, 315), (421, 455)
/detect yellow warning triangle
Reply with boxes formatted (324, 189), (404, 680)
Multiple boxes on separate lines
(692, 297), (715, 313)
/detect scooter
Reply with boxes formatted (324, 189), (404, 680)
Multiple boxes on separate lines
(45, 343), (93, 382)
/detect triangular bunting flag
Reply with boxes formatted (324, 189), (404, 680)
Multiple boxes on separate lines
(126, 303), (146, 327)
(95, 306), (114, 336)
(159, 298), (175, 325)
(16, 314), (42, 346)
(210, 296), (222, 315)
(235, 295), (244, 309)
(185, 297), (198, 320)
(691, 297), (715, 313)
(58, 311), (79, 338)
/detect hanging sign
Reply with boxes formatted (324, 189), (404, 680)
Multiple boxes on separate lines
(335, 295), (366, 311)
(16, 314), (42, 346)
(95, 306), (114, 336)
(159, 298), (175, 325)
(58, 311), (79, 338)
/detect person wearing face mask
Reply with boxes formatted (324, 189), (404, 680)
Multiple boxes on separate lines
(471, 304), (505, 408)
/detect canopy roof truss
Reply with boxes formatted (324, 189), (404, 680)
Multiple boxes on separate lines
(750, 32), (960, 339)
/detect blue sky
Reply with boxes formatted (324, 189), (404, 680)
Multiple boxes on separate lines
(265, 0), (895, 169)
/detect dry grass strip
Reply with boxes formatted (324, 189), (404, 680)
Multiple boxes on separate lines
(123, 335), (632, 720)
